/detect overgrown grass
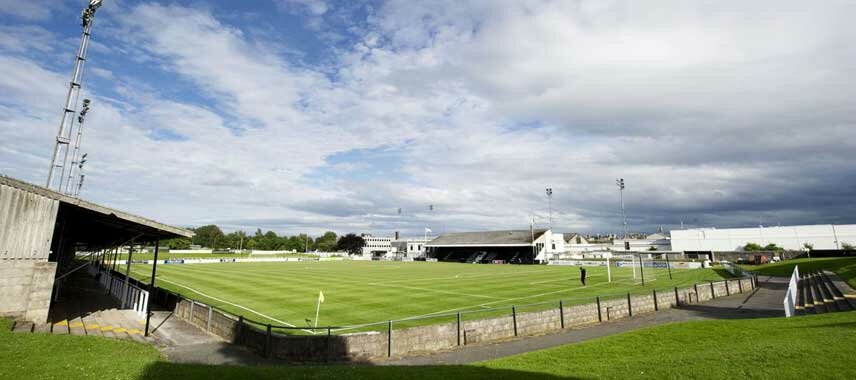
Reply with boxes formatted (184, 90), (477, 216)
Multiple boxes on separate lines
(743, 257), (856, 288)
(122, 261), (732, 331)
(4, 312), (855, 379)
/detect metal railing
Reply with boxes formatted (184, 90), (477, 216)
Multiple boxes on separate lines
(783, 265), (800, 317)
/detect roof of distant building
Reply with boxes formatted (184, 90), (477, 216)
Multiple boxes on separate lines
(427, 229), (548, 247)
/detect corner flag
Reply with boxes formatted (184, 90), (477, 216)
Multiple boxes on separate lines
(314, 290), (325, 328)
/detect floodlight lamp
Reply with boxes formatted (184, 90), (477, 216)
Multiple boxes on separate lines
(89, 0), (103, 9)
(83, 98), (91, 105)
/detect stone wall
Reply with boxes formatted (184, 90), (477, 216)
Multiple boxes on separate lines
(0, 260), (57, 322)
(168, 276), (757, 362)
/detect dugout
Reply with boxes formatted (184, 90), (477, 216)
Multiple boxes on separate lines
(425, 229), (550, 264)
(0, 175), (193, 324)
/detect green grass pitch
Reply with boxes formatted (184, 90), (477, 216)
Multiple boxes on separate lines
(125, 261), (733, 332)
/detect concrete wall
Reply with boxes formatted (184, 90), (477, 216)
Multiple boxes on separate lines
(0, 183), (59, 260)
(0, 183), (60, 323)
(0, 260), (57, 322)
(169, 276), (757, 362)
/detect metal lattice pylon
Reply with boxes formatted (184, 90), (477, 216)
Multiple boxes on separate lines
(46, 1), (103, 192)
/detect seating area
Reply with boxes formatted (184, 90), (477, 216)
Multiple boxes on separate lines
(795, 271), (855, 315)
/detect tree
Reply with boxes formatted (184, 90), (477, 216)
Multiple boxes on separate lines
(337, 233), (365, 255)
(162, 237), (191, 250)
(763, 243), (784, 252)
(192, 225), (225, 249)
(314, 231), (338, 252)
(744, 243), (763, 251)
(647, 246), (658, 251)
(843, 242), (855, 251)
(803, 243), (814, 251)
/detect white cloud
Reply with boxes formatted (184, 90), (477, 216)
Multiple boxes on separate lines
(2, 0), (855, 236)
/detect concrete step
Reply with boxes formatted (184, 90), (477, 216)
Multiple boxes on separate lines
(820, 271), (856, 311)
(81, 315), (103, 337)
(813, 272), (839, 312)
(68, 317), (87, 336)
(801, 277), (816, 314)
(52, 320), (69, 334)
(11, 321), (34, 333)
(33, 323), (51, 333)
(809, 275), (827, 313)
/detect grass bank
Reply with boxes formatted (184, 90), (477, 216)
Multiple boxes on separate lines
(743, 257), (856, 288)
(3, 312), (855, 379)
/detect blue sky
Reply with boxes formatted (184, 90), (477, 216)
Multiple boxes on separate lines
(1, 0), (855, 237)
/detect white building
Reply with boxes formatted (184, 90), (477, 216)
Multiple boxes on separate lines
(607, 233), (672, 252)
(391, 238), (430, 258)
(361, 234), (394, 256)
(671, 224), (856, 252)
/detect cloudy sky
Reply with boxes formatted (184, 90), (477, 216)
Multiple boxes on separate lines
(1, 0), (854, 237)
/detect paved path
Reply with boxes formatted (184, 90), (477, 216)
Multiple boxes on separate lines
(149, 310), (278, 366)
(381, 276), (787, 366)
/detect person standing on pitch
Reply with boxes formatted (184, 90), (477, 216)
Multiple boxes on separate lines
(580, 267), (587, 287)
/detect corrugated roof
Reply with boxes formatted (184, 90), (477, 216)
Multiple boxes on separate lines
(427, 229), (548, 246)
(0, 175), (193, 240)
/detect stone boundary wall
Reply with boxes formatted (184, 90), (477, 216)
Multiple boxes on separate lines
(169, 276), (756, 362)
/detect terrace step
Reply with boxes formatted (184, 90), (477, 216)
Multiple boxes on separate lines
(795, 270), (855, 318)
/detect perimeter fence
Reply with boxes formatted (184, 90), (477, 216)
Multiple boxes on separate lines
(154, 273), (757, 362)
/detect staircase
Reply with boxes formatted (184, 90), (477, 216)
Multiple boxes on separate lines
(11, 308), (162, 344)
(795, 271), (856, 315)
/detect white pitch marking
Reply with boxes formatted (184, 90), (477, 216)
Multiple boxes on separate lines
(156, 277), (318, 334)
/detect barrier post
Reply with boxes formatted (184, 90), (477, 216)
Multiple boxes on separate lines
(653, 289), (658, 311)
(512, 306), (518, 336)
(265, 324), (272, 358)
(457, 313), (461, 346)
(207, 307), (213, 332)
(710, 281), (716, 299)
(596, 296), (602, 322)
(726, 280), (731, 296)
(559, 300), (565, 329)
(739, 278), (743, 293)
(627, 292), (633, 317)
(694, 284), (699, 302)
(673, 287), (681, 307)
(387, 320), (392, 357)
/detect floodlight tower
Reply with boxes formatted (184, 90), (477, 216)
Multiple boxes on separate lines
(72, 153), (88, 196)
(64, 99), (91, 195)
(545, 188), (553, 228)
(616, 179), (627, 239)
(46, 0), (104, 191)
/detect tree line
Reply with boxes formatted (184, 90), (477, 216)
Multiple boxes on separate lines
(161, 225), (365, 254)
